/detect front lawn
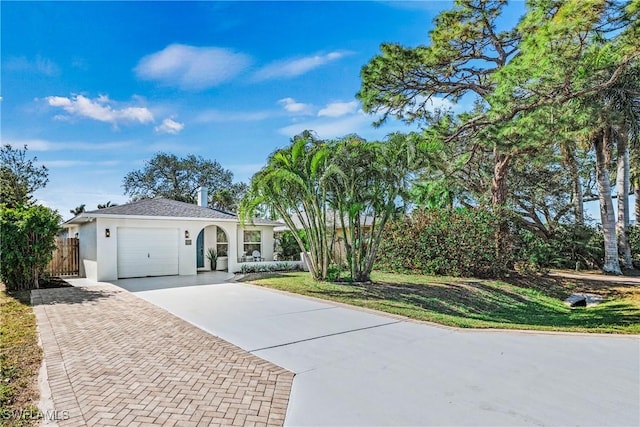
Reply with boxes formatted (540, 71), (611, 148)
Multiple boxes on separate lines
(1, 284), (42, 426)
(241, 271), (640, 334)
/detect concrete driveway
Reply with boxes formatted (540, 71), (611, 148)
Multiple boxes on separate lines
(107, 276), (640, 426)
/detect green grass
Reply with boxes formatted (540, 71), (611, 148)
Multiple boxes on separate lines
(241, 271), (640, 334)
(1, 285), (42, 426)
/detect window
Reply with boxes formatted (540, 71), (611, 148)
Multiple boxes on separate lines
(216, 227), (228, 257)
(243, 230), (261, 255)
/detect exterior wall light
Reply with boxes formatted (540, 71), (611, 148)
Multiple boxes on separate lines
(185, 230), (190, 239)
(105, 228), (110, 238)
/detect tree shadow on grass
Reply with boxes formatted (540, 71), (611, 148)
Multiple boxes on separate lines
(505, 273), (640, 301)
(311, 278), (640, 330)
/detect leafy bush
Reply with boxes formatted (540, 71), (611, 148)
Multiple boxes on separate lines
(0, 204), (61, 290)
(276, 230), (304, 260)
(376, 207), (513, 277)
(515, 224), (604, 270)
(629, 224), (640, 266)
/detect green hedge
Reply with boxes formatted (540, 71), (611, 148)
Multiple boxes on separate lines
(376, 208), (512, 277)
(514, 224), (604, 270)
(0, 204), (61, 291)
(630, 224), (640, 267)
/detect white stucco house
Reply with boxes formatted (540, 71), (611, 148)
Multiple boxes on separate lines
(63, 194), (283, 281)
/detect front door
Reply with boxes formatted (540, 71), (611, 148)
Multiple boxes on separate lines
(196, 229), (204, 268)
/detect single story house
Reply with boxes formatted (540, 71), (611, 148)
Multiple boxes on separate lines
(63, 192), (282, 281)
(274, 210), (374, 263)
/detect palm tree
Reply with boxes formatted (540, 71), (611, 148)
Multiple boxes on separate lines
(633, 148), (640, 224)
(583, 66), (639, 274)
(609, 64), (639, 269)
(324, 133), (421, 282)
(617, 132), (634, 269)
(70, 204), (85, 216)
(592, 127), (622, 274)
(97, 201), (117, 209)
(240, 131), (331, 280)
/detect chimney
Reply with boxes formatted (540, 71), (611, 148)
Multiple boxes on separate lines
(197, 187), (208, 207)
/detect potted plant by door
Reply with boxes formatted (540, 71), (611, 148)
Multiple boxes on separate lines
(206, 248), (218, 271)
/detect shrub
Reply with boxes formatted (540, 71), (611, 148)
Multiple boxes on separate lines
(0, 204), (61, 290)
(376, 207), (513, 277)
(240, 261), (302, 274)
(629, 224), (640, 266)
(276, 230), (304, 260)
(514, 224), (603, 270)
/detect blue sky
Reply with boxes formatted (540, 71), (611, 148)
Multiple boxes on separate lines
(2, 1), (531, 220)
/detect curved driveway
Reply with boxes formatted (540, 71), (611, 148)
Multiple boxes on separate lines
(111, 276), (639, 427)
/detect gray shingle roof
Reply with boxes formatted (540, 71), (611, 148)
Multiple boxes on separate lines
(68, 198), (282, 226)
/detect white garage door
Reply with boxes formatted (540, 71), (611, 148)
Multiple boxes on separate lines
(117, 228), (180, 278)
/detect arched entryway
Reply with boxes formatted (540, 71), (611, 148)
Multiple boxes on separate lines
(196, 225), (230, 271)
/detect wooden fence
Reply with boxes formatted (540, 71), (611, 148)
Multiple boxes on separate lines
(47, 237), (79, 276)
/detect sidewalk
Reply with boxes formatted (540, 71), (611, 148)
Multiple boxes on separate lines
(32, 283), (293, 427)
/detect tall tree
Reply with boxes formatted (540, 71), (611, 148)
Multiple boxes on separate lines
(241, 131), (425, 282)
(617, 134), (633, 268)
(633, 149), (640, 224)
(358, 0), (519, 206)
(593, 127), (622, 274)
(240, 132), (331, 280)
(122, 152), (245, 211)
(561, 140), (585, 225)
(580, 57), (639, 272)
(359, 0), (637, 266)
(210, 183), (248, 212)
(325, 133), (423, 282)
(503, 1), (639, 274)
(0, 144), (48, 208)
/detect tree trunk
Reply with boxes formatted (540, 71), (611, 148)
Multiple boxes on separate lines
(635, 184), (640, 225)
(562, 142), (584, 225)
(491, 148), (511, 206)
(491, 149), (512, 269)
(616, 134), (633, 269)
(594, 129), (622, 275)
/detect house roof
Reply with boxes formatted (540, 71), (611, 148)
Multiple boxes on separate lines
(273, 210), (375, 232)
(65, 197), (283, 226)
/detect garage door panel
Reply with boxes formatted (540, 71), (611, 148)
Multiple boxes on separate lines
(117, 228), (179, 278)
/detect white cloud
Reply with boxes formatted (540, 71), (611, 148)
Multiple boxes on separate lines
(45, 94), (154, 125)
(155, 118), (185, 135)
(135, 44), (251, 90)
(318, 100), (359, 118)
(253, 51), (353, 81)
(278, 97), (313, 115)
(47, 96), (72, 107)
(4, 55), (60, 76)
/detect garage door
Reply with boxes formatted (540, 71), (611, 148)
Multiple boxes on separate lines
(117, 228), (179, 278)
